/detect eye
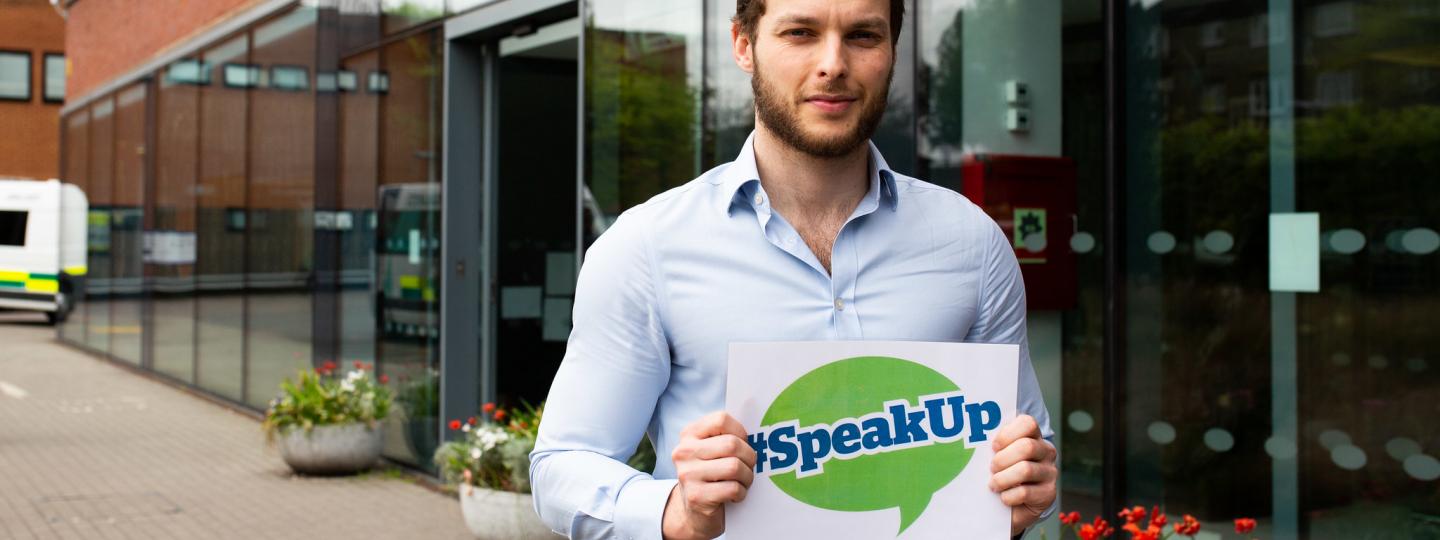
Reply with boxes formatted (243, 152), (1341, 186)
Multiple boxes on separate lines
(848, 31), (883, 42)
(782, 28), (815, 38)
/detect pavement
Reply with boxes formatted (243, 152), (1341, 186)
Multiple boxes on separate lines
(0, 311), (475, 540)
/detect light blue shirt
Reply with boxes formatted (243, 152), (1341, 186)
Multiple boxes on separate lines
(530, 133), (1053, 539)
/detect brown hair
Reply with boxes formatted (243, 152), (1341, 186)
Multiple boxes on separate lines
(733, 0), (906, 45)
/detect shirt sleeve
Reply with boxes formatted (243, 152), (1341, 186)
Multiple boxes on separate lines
(965, 221), (1059, 526)
(529, 211), (676, 540)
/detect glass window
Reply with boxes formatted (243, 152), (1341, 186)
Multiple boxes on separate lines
(270, 65), (309, 91)
(1124, 0), (1440, 536)
(110, 83), (147, 366)
(166, 59), (211, 86)
(245, 6), (318, 409)
(153, 58), (203, 383)
(373, 31), (444, 467)
(43, 53), (64, 102)
(0, 51), (30, 101)
(223, 63), (260, 88)
(584, 0), (704, 247)
(0, 211), (29, 246)
(196, 35), (249, 401)
(382, 0), (444, 34)
(85, 97), (115, 355)
(58, 111), (90, 345)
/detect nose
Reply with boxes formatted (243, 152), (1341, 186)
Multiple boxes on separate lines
(815, 32), (848, 82)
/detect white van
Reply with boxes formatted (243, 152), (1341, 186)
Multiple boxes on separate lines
(0, 179), (88, 324)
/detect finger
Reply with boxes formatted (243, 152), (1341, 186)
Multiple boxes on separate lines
(991, 415), (1041, 451)
(690, 456), (756, 487)
(988, 460), (1056, 493)
(693, 480), (750, 506)
(691, 434), (758, 468)
(998, 481), (1055, 509)
(682, 411), (749, 441)
(990, 437), (1056, 473)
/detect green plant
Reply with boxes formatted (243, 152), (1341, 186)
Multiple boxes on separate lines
(262, 360), (394, 441)
(397, 367), (440, 420)
(434, 402), (542, 493)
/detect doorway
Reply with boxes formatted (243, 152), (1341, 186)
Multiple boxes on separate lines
(441, 1), (579, 429)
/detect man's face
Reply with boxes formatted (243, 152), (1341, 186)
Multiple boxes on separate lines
(741, 0), (895, 158)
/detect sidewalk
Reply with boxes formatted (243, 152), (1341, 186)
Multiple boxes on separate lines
(0, 313), (474, 540)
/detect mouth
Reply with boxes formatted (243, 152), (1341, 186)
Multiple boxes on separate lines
(804, 94), (858, 114)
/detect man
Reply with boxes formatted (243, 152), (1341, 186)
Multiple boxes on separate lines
(530, 0), (1057, 538)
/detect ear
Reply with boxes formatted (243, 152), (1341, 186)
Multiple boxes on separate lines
(732, 22), (755, 74)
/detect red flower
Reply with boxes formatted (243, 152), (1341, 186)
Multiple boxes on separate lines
(353, 360), (364, 370)
(1079, 524), (1100, 540)
(1085, 517), (1114, 539)
(1060, 511), (1081, 526)
(379, 374), (389, 384)
(1172, 515), (1201, 536)
(322, 360), (338, 372)
(467, 416), (477, 426)
(518, 421), (529, 430)
(1149, 507), (1167, 528)
(1122, 523), (1161, 540)
(1119, 506), (1147, 525)
(1234, 518), (1256, 534)
(493, 410), (507, 421)
(448, 419), (462, 431)
(482, 402), (496, 413)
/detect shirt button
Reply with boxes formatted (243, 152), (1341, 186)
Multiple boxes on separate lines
(753, 194), (764, 206)
(834, 298), (845, 311)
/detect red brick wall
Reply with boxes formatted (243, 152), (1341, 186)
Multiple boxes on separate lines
(65, 0), (265, 101)
(0, 0), (64, 180)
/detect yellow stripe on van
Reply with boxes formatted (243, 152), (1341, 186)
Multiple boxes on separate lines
(0, 271), (26, 283)
(25, 279), (58, 293)
(64, 265), (87, 276)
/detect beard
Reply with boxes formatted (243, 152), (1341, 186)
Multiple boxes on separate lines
(751, 57), (893, 159)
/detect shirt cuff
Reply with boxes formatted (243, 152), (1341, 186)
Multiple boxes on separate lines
(614, 477), (678, 540)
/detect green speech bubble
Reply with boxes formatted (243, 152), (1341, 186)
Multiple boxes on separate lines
(761, 356), (972, 535)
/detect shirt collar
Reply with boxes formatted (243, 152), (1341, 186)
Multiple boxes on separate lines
(715, 131), (899, 216)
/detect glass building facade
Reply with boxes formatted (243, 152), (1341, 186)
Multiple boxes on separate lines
(57, 0), (1439, 537)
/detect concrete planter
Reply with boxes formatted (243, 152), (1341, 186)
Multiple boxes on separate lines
(458, 485), (554, 539)
(276, 423), (383, 475)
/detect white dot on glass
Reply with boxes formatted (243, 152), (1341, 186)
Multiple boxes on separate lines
(1023, 233), (1048, 253)
(1403, 228), (1440, 255)
(1202, 230), (1235, 254)
(1331, 352), (1351, 367)
(1404, 454), (1440, 481)
(1148, 231), (1177, 255)
(1318, 429), (1352, 450)
(1266, 436), (1298, 460)
(1147, 421), (1176, 445)
(1068, 410), (1095, 433)
(1331, 444), (1367, 471)
(1204, 428), (1235, 452)
(1385, 437), (1422, 461)
(1329, 228), (1366, 255)
(1070, 232), (1096, 254)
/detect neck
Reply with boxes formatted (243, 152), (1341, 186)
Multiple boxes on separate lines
(751, 123), (871, 221)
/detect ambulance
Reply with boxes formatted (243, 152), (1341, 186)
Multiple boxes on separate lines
(0, 179), (88, 324)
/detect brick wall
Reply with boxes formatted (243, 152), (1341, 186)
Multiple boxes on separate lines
(0, 0), (64, 180)
(65, 0), (264, 101)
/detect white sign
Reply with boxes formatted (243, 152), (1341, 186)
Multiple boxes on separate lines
(725, 341), (1018, 540)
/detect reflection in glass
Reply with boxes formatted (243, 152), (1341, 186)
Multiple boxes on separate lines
(110, 83), (147, 366)
(196, 35), (249, 401)
(58, 112), (90, 345)
(584, 0), (703, 246)
(152, 60), (202, 383)
(245, 6), (318, 409)
(84, 97), (114, 356)
(382, 0), (444, 34)
(372, 31), (444, 467)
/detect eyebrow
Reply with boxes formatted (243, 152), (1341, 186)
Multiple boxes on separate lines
(771, 14), (889, 33)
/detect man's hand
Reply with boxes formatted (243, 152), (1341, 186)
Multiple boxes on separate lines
(988, 414), (1058, 538)
(663, 412), (756, 540)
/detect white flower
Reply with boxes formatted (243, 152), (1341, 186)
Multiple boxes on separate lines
(340, 380), (356, 392)
(461, 423), (471, 432)
(470, 447), (482, 460)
